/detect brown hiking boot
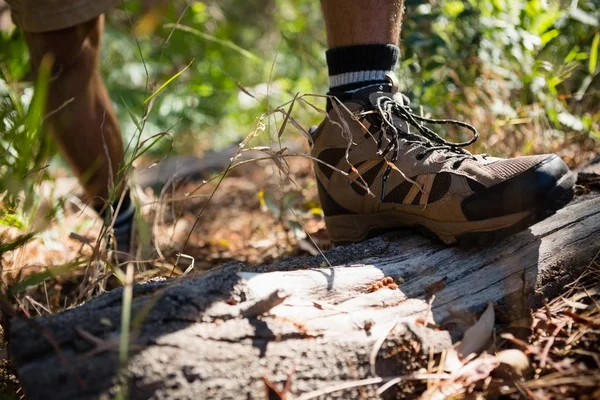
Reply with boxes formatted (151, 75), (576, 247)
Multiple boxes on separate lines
(311, 75), (576, 245)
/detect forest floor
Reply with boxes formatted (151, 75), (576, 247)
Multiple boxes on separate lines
(0, 139), (599, 399)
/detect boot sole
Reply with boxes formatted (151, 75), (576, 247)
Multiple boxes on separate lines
(327, 171), (577, 247)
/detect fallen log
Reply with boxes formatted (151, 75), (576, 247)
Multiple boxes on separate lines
(8, 194), (600, 400)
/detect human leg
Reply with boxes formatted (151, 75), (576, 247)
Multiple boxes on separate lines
(6, 0), (135, 253)
(321, 0), (404, 98)
(23, 16), (135, 254)
(320, 0), (404, 47)
(24, 16), (124, 210)
(314, 1), (575, 245)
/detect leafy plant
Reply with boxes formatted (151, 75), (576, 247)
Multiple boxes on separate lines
(0, 27), (55, 257)
(399, 0), (599, 153)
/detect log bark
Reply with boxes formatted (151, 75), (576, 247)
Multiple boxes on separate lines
(8, 194), (600, 400)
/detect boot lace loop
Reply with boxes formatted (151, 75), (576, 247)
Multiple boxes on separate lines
(373, 94), (480, 200)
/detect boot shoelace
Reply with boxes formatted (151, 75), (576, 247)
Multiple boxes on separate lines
(374, 94), (480, 200)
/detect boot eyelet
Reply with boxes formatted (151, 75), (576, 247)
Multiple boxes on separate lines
(451, 161), (461, 169)
(416, 153), (425, 160)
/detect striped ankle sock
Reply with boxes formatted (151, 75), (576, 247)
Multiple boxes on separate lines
(326, 44), (399, 109)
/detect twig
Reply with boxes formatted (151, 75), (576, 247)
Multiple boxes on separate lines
(369, 320), (399, 376)
(376, 373), (452, 396)
(241, 290), (290, 318)
(539, 320), (566, 369)
(295, 377), (384, 400)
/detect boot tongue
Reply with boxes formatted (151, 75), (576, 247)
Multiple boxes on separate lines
(350, 83), (396, 106)
(350, 83), (422, 143)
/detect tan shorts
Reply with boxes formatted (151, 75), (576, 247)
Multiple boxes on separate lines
(5, 0), (119, 32)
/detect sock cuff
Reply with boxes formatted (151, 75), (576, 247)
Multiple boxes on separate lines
(329, 70), (388, 89)
(326, 44), (399, 77)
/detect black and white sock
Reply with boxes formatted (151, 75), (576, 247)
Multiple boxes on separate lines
(326, 44), (399, 108)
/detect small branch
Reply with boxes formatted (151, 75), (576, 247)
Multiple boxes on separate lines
(241, 290), (290, 319)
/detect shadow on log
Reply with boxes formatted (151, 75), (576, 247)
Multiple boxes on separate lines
(8, 194), (600, 399)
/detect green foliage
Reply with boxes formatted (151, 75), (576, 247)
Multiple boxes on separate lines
(0, 28), (55, 243)
(399, 0), (599, 147)
(101, 0), (325, 152)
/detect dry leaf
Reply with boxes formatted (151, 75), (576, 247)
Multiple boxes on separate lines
(443, 348), (463, 372)
(495, 349), (530, 376)
(455, 301), (495, 358)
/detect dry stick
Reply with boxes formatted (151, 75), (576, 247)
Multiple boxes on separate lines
(286, 206), (332, 267)
(163, 1), (191, 47)
(296, 372), (452, 400)
(43, 279), (51, 314)
(266, 50), (278, 149)
(539, 320), (567, 369)
(241, 290), (290, 319)
(511, 379), (538, 400)
(25, 296), (51, 315)
(295, 377), (384, 400)
(80, 174), (130, 296)
(87, 130), (175, 292)
(510, 373), (600, 391)
(229, 152), (372, 192)
(562, 310), (600, 328)
(501, 333), (565, 372)
(369, 320), (399, 376)
(100, 109), (115, 199)
(376, 373), (453, 396)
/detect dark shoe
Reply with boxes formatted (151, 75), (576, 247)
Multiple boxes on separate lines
(311, 75), (575, 245)
(101, 194), (137, 263)
(112, 199), (135, 258)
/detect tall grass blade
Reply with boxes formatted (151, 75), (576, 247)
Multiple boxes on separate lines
(144, 59), (194, 105)
(116, 262), (135, 400)
(9, 260), (82, 294)
(589, 32), (599, 74)
(25, 54), (53, 135)
(0, 232), (34, 257)
(164, 24), (261, 63)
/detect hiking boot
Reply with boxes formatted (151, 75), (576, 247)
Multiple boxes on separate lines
(100, 190), (149, 264)
(311, 75), (576, 245)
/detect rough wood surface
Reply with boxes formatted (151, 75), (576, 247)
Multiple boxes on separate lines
(8, 194), (600, 400)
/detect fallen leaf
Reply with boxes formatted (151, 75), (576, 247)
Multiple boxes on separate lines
(455, 301), (495, 358)
(443, 348), (463, 372)
(495, 349), (530, 376)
